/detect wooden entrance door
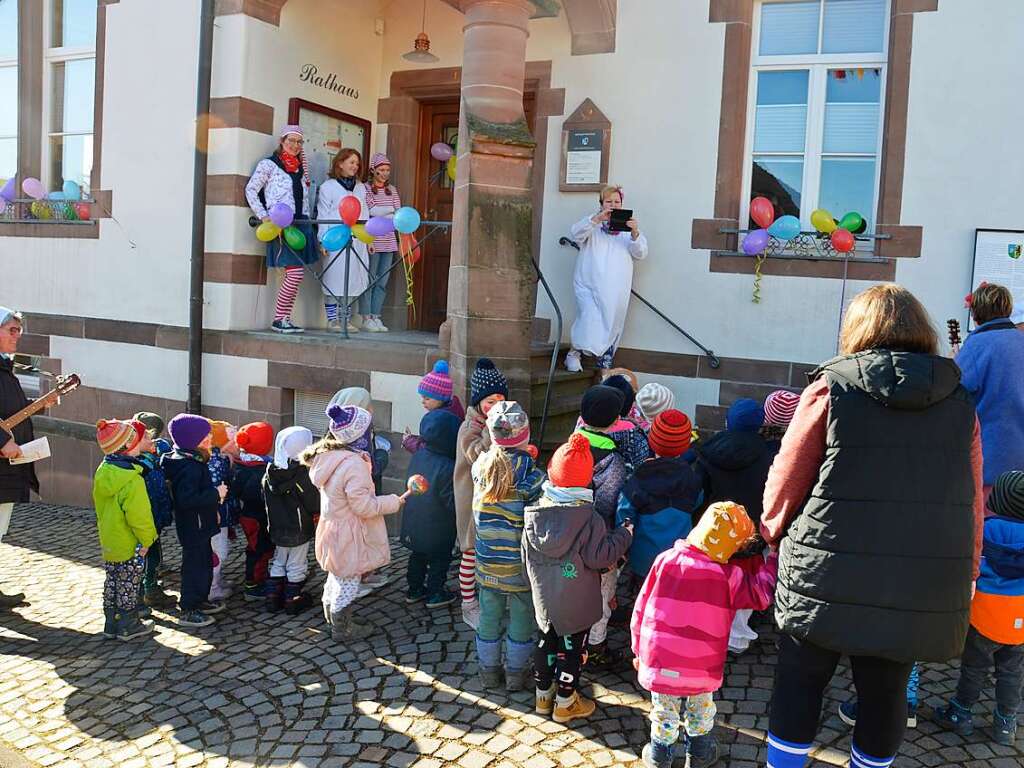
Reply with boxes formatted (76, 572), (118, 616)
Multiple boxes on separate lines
(412, 97), (537, 332)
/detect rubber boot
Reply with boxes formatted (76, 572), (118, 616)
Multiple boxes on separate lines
(284, 580), (313, 615)
(102, 608), (117, 639)
(264, 576), (285, 612)
(505, 637), (535, 692)
(115, 610), (154, 641)
(476, 636), (504, 689)
(331, 606), (372, 643)
(641, 741), (674, 768)
(686, 733), (719, 768)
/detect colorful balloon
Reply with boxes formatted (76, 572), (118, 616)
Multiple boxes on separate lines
(838, 212), (864, 234)
(338, 195), (361, 226)
(430, 142), (453, 162)
(30, 201), (52, 219)
(810, 208), (837, 235)
(321, 225), (351, 252)
(22, 177), (45, 200)
(742, 228), (770, 256)
(831, 228), (855, 253)
(365, 215), (395, 238)
(62, 179), (81, 200)
(407, 474), (429, 495)
(47, 191), (65, 201)
(767, 214), (801, 241)
(269, 203), (294, 228)
(283, 225), (306, 251)
(352, 224), (374, 244)
(0, 177), (14, 202)
(256, 221), (282, 242)
(749, 196), (775, 229)
(446, 156), (457, 182)
(74, 202), (91, 221)
(393, 206), (421, 234)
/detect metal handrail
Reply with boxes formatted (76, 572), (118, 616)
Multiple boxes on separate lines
(558, 236), (720, 369)
(529, 254), (563, 453)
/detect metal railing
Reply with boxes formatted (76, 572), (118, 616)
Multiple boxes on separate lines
(558, 236), (720, 369)
(529, 254), (563, 452)
(1, 197), (97, 224)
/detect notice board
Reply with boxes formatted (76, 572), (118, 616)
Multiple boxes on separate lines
(970, 228), (1024, 328)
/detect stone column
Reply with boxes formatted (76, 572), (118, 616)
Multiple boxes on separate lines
(445, 0), (539, 410)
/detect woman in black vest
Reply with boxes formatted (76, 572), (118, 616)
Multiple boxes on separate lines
(759, 284), (984, 768)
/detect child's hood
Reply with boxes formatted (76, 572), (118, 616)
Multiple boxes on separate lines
(983, 517), (1024, 580)
(160, 450), (204, 482)
(94, 459), (143, 499)
(264, 460), (308, 495)
(695, 430), (767, 472)
(624, 456), (699, 508)
(420, 409), (460, 459)
(524, 502), (593, 559)
(307, 449), (366, 490)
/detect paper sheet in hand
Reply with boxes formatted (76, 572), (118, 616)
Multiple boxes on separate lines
(10, 437), (51, 465)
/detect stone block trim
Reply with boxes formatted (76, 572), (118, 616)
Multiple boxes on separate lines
(209, 97), (275, 135)
(214, 0), (288, 26)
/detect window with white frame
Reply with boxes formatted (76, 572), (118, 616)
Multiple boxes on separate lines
(744, 0), (888, 235)
(45, 0), (97, 195)
(0, 0), (17, 181)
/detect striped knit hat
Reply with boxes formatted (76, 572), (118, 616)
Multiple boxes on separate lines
(96, 419), (145, 455)
(369, 152), (392, 170)
(636, 382), (675, 421)
(763, 390), (801, 428)
(648, 409), (692, 458)
(418, 360), (453, 402)
(988, 471), (1024, 521)
(470, 358), (509, 407)
(327, 404), (373, 445)
(486, 401), (530, 449)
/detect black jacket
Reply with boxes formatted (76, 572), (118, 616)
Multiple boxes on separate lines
(400, 410), (459, 557)
(692, 430), (778, 527)
(231, 460), (269, 527)
(161, 450), (219, 545)
(263, 460), (319, 547)
(0, 357), (38, 503)
(775, 350), (977, 663)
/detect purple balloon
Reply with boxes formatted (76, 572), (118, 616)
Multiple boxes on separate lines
(22, 177), (45, 201)
(742, 228), (770, 256)
(365, 215), (395, 238)
(430, 142), (454, 162)
(0, 177), (15, 202)
(269, 203), (294, 228)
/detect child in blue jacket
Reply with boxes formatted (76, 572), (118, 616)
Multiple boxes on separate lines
(132, 412), (175, 610)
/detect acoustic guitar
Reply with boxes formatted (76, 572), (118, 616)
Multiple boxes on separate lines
(0, 373), (81, 438)
(947, 319), (962, 357)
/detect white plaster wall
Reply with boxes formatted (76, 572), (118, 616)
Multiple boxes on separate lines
(370, 370), (424, 434)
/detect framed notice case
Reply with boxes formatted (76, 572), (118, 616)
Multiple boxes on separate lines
(559, 98), (611, 193)
(969, 228), (1024, 329)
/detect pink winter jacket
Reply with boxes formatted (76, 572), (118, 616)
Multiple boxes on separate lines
(309, 448), (402, 578)
(631, 541), (778, 696)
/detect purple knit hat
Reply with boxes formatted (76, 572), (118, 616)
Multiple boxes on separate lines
(168, 413), (212, 451)
(326, 404), (372, 445)
(368, 152), (391, 170)
(418, 360), (453, 402)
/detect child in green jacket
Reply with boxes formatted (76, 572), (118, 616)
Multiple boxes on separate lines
(93, 418), (158, 641)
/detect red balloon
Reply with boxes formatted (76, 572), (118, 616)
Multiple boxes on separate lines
(750, 196), (775, 230)
(74, 203), (91, 221)
(831, 228), (855, 253)
(338, 195), (360, 226)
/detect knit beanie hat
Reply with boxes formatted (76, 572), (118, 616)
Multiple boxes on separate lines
(763, 390), (800, 428)
(132, 412), (165, 439)
(648, 409), (693, 458)
(470, 358), (509, 406)
(726, 399), (765, 433)
(328, 386), (372, 412)
(96, 418), (144, 455)
(236, 422), (274, 457)
(580, 385), (624, 430)
(603, 374), (636, 417)
(486, 401), (530, 449)
(635, 383), (675, 421)
(327, 404), (373, 445)
(418, 360), (453, 402)
(988, 471), (1024, 521)
(168, 413), (212, 451)
(547, 433), (594, 488)
(369, 152), (392, 170)
(687, 501), (755, 564)
(207, 420), (235, 449)
(273, 426), (314, 469)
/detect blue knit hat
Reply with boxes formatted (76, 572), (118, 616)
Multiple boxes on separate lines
(726, 399), (765, 433)
(470, 358), (508, 406)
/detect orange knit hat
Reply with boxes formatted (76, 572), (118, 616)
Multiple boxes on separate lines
(687, 501), (755, 563)
(236, 421), (274, 456)
(547, 433), (595, 488)
(208, 420), (235, 449)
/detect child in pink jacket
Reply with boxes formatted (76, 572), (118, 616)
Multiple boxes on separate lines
(303, 404), (409, 643)
(631, 501), (778, 768)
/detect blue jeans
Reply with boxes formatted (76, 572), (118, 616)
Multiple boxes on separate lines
(476, 586), (535, 643)
(359, 250), (395, 316)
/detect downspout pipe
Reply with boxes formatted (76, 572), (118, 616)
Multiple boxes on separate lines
(187, 0), (215, 413)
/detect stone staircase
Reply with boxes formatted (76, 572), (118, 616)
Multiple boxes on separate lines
(528, 340), (596, 454)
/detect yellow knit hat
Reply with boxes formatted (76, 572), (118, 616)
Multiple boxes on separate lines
(687, 501), (755, 563)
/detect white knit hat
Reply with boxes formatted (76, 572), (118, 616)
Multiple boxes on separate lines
(636, 382), (675, 421)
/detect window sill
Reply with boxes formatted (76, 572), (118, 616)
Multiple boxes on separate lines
(0, 220), (99, 239)
(709, 251), (896, 281)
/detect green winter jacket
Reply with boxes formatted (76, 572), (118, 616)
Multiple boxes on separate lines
(92, 458), (158, 563)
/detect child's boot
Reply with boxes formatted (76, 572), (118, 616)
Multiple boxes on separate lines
(284, 580), (313, 615)
(641, 741), (675, 768)
(685, 733), (719, 768)
(535, 685), (555, 716)
(476, 636), (504, 690)
(932, 698), (974, 736)
(243, 581), (264, 602)
(505, 637), (535, 692)
(992, 709), (1018, 746)
(101, 608), (117, 639)
(331, 606), (372, 643)
(553, 692), (596, 724)
(587, 640), (624, 670)
(115, 610), (154, 641)
(264, 576), (285, 612)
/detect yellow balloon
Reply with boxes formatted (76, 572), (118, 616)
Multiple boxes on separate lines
(446, 156), (457, 182)
(30, 201), (52, 220)
(352, 224), (374, 244)
(811, 209), (837, 235)
(256, 221), (282, 242)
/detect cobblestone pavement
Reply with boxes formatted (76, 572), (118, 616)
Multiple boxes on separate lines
(0, 503), (1021, 768)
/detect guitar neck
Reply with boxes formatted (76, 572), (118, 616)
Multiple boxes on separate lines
(0, 375), (79, 436)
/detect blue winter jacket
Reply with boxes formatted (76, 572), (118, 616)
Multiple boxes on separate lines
(972, 515), (1024, 645)
(401, 410), (459, 557)
(137, 439), (173, 531)
(161, 449), (219, 545)
(616, 456), (703, 577)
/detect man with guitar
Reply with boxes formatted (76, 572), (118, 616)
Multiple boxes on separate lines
(0, 307), (36, 608)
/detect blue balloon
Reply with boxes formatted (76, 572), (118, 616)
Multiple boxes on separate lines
(393, 206), (421, 234)
(767, 215), (801, 241)
(62, 179), (81, 200)
(321, 224), (351, 252)
(47, 191), (65, 200)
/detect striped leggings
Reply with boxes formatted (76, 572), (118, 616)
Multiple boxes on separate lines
(274, 266), (304, 320)
(459, 549), (476, 603)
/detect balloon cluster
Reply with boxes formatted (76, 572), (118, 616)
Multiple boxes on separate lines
(811, 208), (864, 253)
(0, 177), (90, 220)
(256, 203), (307, 250)
(742, 197), (866, 256)
(317, 196), (423, 253)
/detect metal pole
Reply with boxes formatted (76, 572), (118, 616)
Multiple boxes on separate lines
(342, 241), (351, 339)
(187, 0), (215, 413)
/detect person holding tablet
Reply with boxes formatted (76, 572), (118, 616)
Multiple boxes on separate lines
(566, 185), (647, 372)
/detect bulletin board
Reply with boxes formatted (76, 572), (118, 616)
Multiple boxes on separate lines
(970, 228), (1024, 329)
(288, 99), (371, 196)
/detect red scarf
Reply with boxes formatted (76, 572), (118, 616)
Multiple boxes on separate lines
(280, 152), (300, 174)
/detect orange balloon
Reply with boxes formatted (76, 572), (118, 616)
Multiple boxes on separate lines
(338, 195), (360, 226)
(750, 196), (775, 229)
(831, 228), (855, 253)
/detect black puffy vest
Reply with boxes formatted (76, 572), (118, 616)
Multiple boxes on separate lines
(775, 350), (977, 662)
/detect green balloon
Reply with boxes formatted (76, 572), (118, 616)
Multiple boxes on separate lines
(283, 226), (306, 251)
(838, 212), (864, 233)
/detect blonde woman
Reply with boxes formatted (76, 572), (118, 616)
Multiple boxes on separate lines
(566, 185), (648, 371)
